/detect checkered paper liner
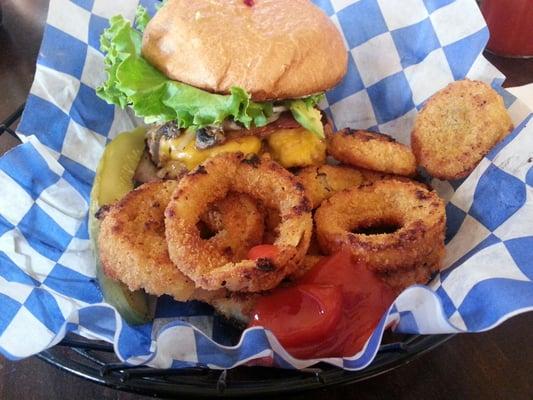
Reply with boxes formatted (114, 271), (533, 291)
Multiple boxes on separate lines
(0, 0), (531, 370)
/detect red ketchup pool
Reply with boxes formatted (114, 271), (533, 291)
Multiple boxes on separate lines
(248, 251), (396, 359)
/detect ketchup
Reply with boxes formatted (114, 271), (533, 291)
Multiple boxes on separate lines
(249, 251), (396, 359)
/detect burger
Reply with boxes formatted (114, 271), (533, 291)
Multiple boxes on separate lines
(97, 0), (348, 179)
(92, 0), (348, 325)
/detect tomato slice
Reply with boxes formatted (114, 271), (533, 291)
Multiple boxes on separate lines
(249, 284), (343, 348)
(247, 244), (279, 260)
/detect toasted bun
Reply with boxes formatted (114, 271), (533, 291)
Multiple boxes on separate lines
(142, 0), (348, 101)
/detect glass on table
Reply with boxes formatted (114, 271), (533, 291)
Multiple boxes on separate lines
(480, 0), (533, 58)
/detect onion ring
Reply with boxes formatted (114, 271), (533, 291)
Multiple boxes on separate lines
(376, 262), (439, 293)
(287, 254), (324, 280)
(99, 181), (266, 301)
(200, 192), (264, 261)
(326, 129), (417, 177)
(98, 180), (196, 301)
(315, 179), (445, 276)
(261, 206), (281, 245)
(194, 290), (259, 326)
(165, 152), (313, 292)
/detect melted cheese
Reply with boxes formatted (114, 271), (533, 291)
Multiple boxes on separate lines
(267, 128), (326, 168)
(158, 127), (324, 171)
(159, 132), (262, 170)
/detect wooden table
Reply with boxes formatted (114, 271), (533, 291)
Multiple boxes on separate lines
(0, 1), (532, 399)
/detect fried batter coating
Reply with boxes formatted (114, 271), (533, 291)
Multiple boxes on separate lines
(165, 153), (313, 292)
(99, 181), (196, 301)
(99, 181), (265, 301)
(198, 254), (327, 324)
(376, 262), (438, 293)
(194, 289), (259, 326)
(296, 164), (428, 209)
(201, 192), (264, 261)
(412, 79), (513, 180)
(315, 180), (445, 282)
(286, 254), (324, 280)
(296, 164), (383, 208)
(326, 129), (417, 177)
(261, 206), (281, 245)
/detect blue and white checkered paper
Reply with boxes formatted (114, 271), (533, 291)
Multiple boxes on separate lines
(0, 0), (531, 369)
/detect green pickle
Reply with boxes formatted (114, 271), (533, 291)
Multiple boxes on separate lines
(88, 127), (155, 324)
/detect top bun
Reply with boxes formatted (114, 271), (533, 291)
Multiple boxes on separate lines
(141, 0), (348, 101)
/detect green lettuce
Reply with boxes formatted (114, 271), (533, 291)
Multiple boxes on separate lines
(134, 6), (150, 32)
(97, 7), (324, 137)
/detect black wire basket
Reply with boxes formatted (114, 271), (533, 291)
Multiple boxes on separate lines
(1, 105), (454, 397)
(38, 333), (453, 397)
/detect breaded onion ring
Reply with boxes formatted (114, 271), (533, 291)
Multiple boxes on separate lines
(315, 180), (445, 277)
(261, 206), (281, 245)
(99, 182), (265, 301)
(326, 129), (417, 177)
(194, 290), (259, 326)
(200, 192), (264, 261)
(165, 153), (313, 292)
(376, 263), (438, 293)
(99, 180), (196, 301)
(412, 80), (513, 180)
(288, 254), (324, 280)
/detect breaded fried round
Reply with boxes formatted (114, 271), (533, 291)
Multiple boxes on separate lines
(99, 181), (196, 301)
(288, 254), (324, 280)
(198, 255), (327, 324)
(315, 180), (445, 276)
(201, 192), (264, 261)
(99, 182), (265, 302)
(194, 289), (260, 326)
(412, 79), (513, 180)
(296, 164), (383, 208)
(326, 129), (417, 177)
(376, 261), (439, 293)
(296, 164), (428, 209)
(292, 253), (438, 293)
(165, 153), (313, 293)
(261, 207), (281, 245)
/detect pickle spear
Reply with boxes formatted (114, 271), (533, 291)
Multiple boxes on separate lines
(89, 127), (155, 324)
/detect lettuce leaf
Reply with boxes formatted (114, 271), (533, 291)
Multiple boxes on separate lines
(97, 7), (323, 136)
(134, 6), (151, 32)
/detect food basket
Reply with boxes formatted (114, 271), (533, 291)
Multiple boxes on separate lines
(1, 104), (454, 397)
(1, 0), (532, 396)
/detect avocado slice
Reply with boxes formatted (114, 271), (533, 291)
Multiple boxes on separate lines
(288, 99), (325, 139)
(88, 127), (156, 325)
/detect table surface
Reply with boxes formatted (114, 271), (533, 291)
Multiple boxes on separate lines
(0, 1), (532, 399)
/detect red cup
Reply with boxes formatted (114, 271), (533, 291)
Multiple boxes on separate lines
(480, 0), (533, 58)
